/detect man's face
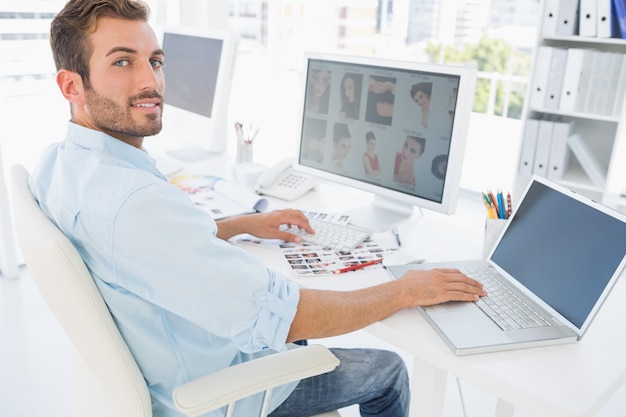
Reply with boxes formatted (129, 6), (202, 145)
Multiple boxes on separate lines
(77, 17), (165, 146)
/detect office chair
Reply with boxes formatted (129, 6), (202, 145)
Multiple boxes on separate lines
(10, 164), (341, 417)
(0, 144), (18, 279)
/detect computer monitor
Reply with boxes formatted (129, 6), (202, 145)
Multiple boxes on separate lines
(294, 53), (477, 232)
(158, 27), (238, 161)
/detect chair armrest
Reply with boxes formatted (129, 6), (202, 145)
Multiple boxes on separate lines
(173, 344), (339, 417)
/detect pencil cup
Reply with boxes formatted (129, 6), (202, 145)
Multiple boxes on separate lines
(483, 218), (507, 258)
(237, 141), (253, 164)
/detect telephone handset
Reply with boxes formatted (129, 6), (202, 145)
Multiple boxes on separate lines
(255, 158), (318, 201)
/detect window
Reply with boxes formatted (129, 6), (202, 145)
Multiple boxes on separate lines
(227, 0), (539, 191)
(0, 0), (541, 194)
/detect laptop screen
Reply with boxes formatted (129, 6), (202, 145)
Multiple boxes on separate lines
(490, 179), (626, 330)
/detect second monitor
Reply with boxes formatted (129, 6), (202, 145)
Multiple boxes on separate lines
(294, 53), (477, 232)
(158, 26), (238, 161)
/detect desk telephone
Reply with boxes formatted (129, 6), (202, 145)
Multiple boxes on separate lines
(255, 158), (317, 201)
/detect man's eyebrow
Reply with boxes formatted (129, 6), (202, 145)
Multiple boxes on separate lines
(106, 46), (136, 57)
(105, 47), (165, 57)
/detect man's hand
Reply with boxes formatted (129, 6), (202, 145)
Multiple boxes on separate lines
(246, 209), (314, 242)
(397, 268), (487, 307)
(216, 209), (314, 242)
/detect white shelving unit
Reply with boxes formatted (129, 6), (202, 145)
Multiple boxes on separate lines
(517, 1), (626, 210)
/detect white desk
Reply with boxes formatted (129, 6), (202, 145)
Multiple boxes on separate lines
(167, 153), (626, 417)
(241, 185), (625, 417)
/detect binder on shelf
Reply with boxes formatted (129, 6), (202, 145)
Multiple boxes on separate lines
(613, 54), (626, 117)
(590, 52), (610, 115)
(543, 48), (568, 110)
(518, 118), (540, 177)
(597, 0), (617, 38)
(577, 50), (603, 114)
(530, 46), (553, 109)
(534, 119), (555, 178)
(612, 0), (626, 38)
(556, 0), (580, 36)
(579, 0), (598, 37)
(567, 133), (607, 187)
(547, 119), (575, 181)
(542, 0), (561, 35)
(600, 52), (623, 115)
(589, 51), (621, 115)
(559, 48), (586, 113)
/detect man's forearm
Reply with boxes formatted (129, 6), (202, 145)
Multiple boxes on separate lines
(215, 215), (249, 240)
(286, 283), (407, 342)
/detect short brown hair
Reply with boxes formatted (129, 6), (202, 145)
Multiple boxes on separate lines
(50, 0), (150, 86)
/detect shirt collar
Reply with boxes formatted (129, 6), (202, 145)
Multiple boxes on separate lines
(65, 121), (163, 177)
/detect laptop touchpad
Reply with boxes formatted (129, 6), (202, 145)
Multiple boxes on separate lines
(429, 301), (474, 313)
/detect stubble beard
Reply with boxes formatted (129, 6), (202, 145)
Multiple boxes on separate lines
(84, 88), (163, 138)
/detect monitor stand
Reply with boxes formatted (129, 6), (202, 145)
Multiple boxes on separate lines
(345, 195), (416, 233)
(166, 147), (220, 162)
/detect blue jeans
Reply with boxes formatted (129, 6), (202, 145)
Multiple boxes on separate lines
(269, 348), (410, 417)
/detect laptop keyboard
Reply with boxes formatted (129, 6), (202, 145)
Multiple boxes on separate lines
(461, 265), (552, 331)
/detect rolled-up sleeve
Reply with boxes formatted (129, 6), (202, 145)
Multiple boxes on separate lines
(235, 271), (300, 352)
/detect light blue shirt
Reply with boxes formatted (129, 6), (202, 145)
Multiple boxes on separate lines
(30, 122), (301, 417)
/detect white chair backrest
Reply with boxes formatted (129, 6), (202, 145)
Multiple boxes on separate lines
(0, 144), (19, 279)
(11, 164), (152, 417)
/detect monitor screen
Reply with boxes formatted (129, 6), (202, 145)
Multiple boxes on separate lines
(163, 32), (222, 118)
(157, 27), (237, 161)
(294, 53), (477, 232)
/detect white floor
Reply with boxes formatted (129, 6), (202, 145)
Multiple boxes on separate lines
(3, 266), (626, 417)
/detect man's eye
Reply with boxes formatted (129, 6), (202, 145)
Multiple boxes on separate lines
(114, 59), (129, 67)
(151, 59), (164, 68)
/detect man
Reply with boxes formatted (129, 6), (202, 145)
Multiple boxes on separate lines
(31, 1), (486, 416)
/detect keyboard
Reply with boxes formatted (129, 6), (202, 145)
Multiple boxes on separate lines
(461, 265), (552, 331)
(281, 218), (371, 252)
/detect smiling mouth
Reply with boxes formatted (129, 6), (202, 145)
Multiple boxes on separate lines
(132, 102), (159, 108)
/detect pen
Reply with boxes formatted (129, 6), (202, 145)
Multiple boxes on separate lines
(506, 192), (512, 218)
(234, 122), (244, 143)
(484, 192), (498, 219)
(248, 125), (261, 143)
(482, 193), (496, 219)
(333, 258), (383, 275)
(392, 226), (402, 247)
(483, 200), (495, 218)
(489, 190), (500, 218)
(496, 191), (505, 219)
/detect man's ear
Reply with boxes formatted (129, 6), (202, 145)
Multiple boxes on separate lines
(56, 69), (86, 106)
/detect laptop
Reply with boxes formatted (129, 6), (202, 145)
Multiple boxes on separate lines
(387, 176), (626, 355)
